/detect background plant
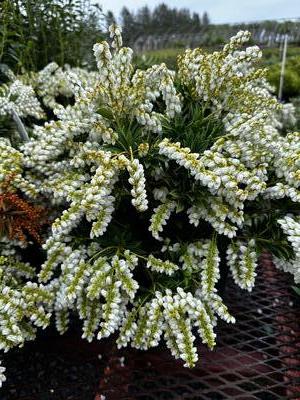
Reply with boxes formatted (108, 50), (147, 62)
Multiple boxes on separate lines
(0, 0), (104, 75)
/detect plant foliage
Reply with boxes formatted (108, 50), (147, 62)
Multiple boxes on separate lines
(0, 0), (104, 73)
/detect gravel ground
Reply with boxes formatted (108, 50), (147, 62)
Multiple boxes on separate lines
(1, 329), (107, 400)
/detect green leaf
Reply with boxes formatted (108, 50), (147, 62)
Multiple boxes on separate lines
(97, 107), (114, 120)
(292, 286), (300, 296)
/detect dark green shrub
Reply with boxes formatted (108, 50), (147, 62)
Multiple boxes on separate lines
(0, 0), (104, 73)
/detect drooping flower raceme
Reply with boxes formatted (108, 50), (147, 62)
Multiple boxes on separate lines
(275, 216), (300, 282)
(0, 360), (5, 388)
(0, 80), (44, 120)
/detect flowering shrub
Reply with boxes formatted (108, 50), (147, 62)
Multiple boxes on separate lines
(0, 63), (97, 145)
(0, 26), (299, 384)
(0, 190), (46, 243)
(20, 62), (98, 111)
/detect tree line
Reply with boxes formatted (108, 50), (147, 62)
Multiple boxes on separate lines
(106, 4), (210, 45)
(105, 3), (300, 48)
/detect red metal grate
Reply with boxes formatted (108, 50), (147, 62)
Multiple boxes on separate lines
(96, 254), (300, 400)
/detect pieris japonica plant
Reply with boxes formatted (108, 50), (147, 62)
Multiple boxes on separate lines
(19, 62), (98, 111)
(0, 63), (97, 145)
(0, 26), (299, 385)
(0, 74), (45, 143)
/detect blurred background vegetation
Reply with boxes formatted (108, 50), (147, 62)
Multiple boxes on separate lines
(0, 0), (104, 73)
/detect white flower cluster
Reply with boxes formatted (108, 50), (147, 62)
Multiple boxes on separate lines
(117, 287), (222, 367)
(92, 33), (181, 133)
(278, 216), (300, 260)
(0, 257), (54, 382)
(146, 254), (179, 275)
(275, 102), (297, 131)
(34, 62), (97, 109)
(187, 197), (241, 238)
(200, 238), (221, 296)
(159, 136), (269, 238)
(226, 239), (258, 291)
(179, 241), (210, 272)
(18, 62), (98, 110)
(158, 138), (220, 191)
(276, 216), (300, 283)
(273, 256), (300, 284)
(149, 200), (176, 240)
(0, 138), (36, 196)
(268, 132), (300, 203)
(41, 247), (140, 344)
(153, 186), (169, 202)
(0, 360), (5, 388)
(178, 30), (276, 116)
(0, 80), (44, 119)
(126, 158), (148, 212)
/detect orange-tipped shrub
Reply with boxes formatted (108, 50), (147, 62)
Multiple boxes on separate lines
(0, 192), (46, 243)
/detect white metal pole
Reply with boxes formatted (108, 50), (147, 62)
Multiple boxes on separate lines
(11, 109), (29, 142)
(278, 34), (288, 101)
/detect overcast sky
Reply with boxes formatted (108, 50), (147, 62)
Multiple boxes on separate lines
(98, 0), (299, 24)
